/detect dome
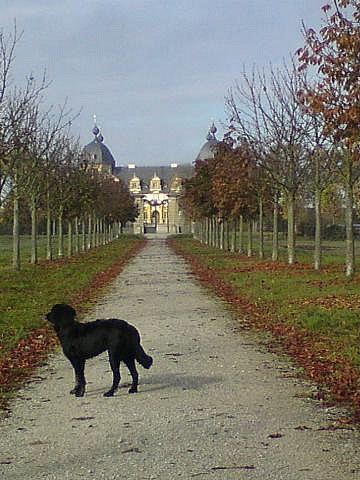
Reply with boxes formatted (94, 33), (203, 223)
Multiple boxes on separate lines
(83, 138), (116, 170)
(196, 123), (219, 161)
(83, 121), (116, 172)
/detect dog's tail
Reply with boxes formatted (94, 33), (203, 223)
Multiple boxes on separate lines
(135, 344), (153, 369)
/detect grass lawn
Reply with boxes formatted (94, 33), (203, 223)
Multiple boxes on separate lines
(0, 235), (145, 353)
(169, 235), (360, 417)
(0, 234), (145, 410)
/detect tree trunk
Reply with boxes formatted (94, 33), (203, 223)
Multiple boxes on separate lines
(12, 182), (20, 270)
(101, 218), (106, 245)
(215, 219), (219, 248)
(87, 214), (92, 249)
(92, 215), (97, 247)
(272, 200), (279, 262)
(74, 216), (79, 254)
(58, 212), (64, 257)
(314, 186), (322, 270)
(81, 219), (86, 251)
(287, 191), (296, 265)
(95, 217), (99, 246)
(30, 195), (38, 264)
(212, 217), (216, 247)
(230, 218), (236, 253)
(225, 220), (230, 251)
(67, 220), (72, 257)
(219, 221), (224, 250)
(345, 160), (355, 278)
(198, 220), (202, 243)
(99, 218), (103, 245)
(238, 215), (244, 253)
(99, 218), (102, 244)
(208, 217), (212, 247)
(46, 211), (52, 260)
(46, 192), (52, 260)
(258, 197), (264, 259)
(247, 220), (253, 257)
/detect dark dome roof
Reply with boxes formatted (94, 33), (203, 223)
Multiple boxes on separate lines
(196, 123), (219, 161)
(83, 137), (116, 169)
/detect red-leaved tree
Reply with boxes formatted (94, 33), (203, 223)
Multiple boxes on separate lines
(297, 0), (360, 277)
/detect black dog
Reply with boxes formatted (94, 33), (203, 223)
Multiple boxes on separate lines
(46, 303), (153, 397)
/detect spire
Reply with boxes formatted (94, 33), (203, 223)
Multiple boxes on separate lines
(92, 114), (100, 136)
(206, 121), (217, 140)
(210, 121), (217, 136)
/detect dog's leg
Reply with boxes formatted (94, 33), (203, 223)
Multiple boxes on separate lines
(69, 358), (86, 397)
(125, 358), (139, 393)
(104, 352), (121, 397)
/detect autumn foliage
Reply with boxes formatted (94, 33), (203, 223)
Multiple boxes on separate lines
(295, 0), (360, 277)
(183, 140), (267, 222)
(297, 0), (360, 148)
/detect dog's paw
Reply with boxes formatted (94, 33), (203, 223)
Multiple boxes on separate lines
(75, 391), (85, 397)
(103, 390), (114, 397)
(128, 387), (138, 394)
(70, 388), (76, 395)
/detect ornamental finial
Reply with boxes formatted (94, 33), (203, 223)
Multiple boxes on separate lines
(92, 114), (100, 136)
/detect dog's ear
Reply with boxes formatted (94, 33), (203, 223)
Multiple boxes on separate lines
(63, 304), (76, 319)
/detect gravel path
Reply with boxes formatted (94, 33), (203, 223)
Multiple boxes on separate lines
(1, 235), (360, 480)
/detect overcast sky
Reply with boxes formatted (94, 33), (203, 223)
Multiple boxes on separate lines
(2, 0), (326, 167)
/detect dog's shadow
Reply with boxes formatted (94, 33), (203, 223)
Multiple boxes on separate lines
(141, 372), (223, 392)
(86, 372), (223, 396)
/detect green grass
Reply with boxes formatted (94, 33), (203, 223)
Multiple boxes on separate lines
(0, 235), (144, 355)
(0, 235), (49, 269)
(172, 235), (360, 367)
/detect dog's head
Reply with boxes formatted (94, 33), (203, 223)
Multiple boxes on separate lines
(46, 303), (76, 329)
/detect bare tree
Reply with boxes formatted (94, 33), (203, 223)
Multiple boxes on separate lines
(301, 109), (337, 270)
(22, 103), (75, 263)
(4, 75), (48, 269)
(226, 60), (312, 264)
(0, 23), (23, 203)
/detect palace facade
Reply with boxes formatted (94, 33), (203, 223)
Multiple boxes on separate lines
(83, 123), (216, 234)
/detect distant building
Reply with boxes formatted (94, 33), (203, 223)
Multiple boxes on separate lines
(196, 122), (219, 161)
(82, 121), (219, 234)
(83, 124), (116, 176)
(114, 163), (193, 234)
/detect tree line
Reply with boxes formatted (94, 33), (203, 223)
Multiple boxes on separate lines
(183, 0), (360, 278)
(0, 24), (137, 270)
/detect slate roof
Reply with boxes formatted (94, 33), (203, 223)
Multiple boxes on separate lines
(114, 164), (194, 193)
(196, 137), (219, 161)
(196, 123), (219, 161)
(83, 138), (116, 170)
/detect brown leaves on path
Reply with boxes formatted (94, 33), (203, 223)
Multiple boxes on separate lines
(168, 238), (360, 421)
